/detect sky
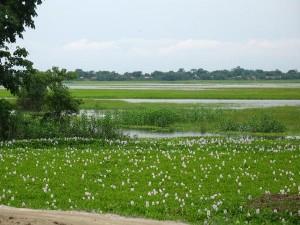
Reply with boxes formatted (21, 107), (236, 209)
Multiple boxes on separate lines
(17, 0), (300, 72)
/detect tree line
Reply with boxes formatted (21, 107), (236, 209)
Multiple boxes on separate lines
(75, 68), (300, 81)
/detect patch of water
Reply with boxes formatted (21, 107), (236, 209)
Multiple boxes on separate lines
(123, 130), (300, 139)
(112, 99), (300, 108)
(123, 130), (219, 138)
(79, 110), (106, 118)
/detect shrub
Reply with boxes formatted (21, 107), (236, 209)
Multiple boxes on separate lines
(219, 118), (241, 132)
(246, 114), (286, 133)
(17, 68), (81, 118)
(45, 85), (81, 120)
(185, 108), (219, 122)
(67, 113), (120, 139)
(1, 113), (121, 140)
(219, 113), (286, 133)
(17, 71), (48, 111)
(0, 99), (14, 140)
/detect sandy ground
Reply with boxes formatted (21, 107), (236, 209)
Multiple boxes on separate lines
(0, 206), (187, 225)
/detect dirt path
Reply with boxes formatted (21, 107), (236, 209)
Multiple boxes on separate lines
(0, 206), (187, 225)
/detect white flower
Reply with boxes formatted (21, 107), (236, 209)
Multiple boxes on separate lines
(145, 201), (149, 208)
(206, 209), (211, 218)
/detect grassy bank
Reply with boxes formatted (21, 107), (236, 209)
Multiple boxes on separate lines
(72, 88), (300, 99)
(2, 88), (300, 99)
(3, 96), (300, 134)
(1, 137), (299, 224)
(80, 104), (300, 134)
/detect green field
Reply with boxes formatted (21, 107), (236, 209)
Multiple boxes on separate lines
(65, 80), (300, 85)
(2, 88), (300, 99)
(72, 89), (300, 100)
(1, 137), (299, 224)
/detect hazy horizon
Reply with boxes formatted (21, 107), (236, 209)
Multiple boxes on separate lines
(16, 0), (300, 73)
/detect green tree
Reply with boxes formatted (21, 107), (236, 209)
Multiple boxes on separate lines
(44, 68), (81, 119)
(0, 0), (42, 94)
(45, 84), (81, 120)
(0, 0), (41, 139)
(17, 67), (81, 117)
(17, 70), (49, 111)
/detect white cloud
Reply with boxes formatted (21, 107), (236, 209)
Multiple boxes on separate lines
(63, 38), (300, 55)
(25, 38), (300, 72)
(64, 39), (118, 51)
(159, 39), (221, 54)
(245, 39), (300, 50)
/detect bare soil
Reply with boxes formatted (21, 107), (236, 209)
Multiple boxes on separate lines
(0, 206), (187, 225)
(249, 194), (300, 212)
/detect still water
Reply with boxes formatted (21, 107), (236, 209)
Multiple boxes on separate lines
(102, 99), (300, 108)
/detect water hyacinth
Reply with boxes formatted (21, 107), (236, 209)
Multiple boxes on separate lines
(0, 137), (299, 224)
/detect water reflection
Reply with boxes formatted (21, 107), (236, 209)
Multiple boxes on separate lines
(123, 130), (219, 138)
(113, 99), (300, 108)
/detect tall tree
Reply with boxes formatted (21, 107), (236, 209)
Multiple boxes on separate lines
(0, 0), (42, 95)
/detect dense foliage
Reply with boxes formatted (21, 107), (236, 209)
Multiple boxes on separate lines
(0, 99), (15, 139)
(17, 67), (81, 119)
(115, 108), (286, 133)
(75, 67), (300, 81)
(0, 0), (42, 94)
(0, 0), (46, 140)
(0, 113), (120, 140)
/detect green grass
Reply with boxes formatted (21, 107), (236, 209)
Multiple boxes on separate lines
(3, 96), (300, 134)
(81, 99), (207, 110)
(72, 88), (300, 99)
(2, 88), (300, 99)
(169, 106), (300, 134)
(80, 104), (300, 134)
(0, 90), (13, 98)
(1, 137), (299, 224)
(2, 91), (300, 134)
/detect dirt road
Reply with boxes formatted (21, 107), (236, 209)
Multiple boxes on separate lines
(0, 206), (187, 225)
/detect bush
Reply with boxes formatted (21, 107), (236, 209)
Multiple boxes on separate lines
(219, 118), (241, 132)
(17, 71), (48, 111)
(45, 85), (81, 120)
(246, 114), (286, 133)
(183, 108), (223, 123)
(0, 99), (14, 140)
(67, 113), (120, 139)
(1, 113), (121, 140)
(17, 68), (81, 118)
(219, 113), (286, 133)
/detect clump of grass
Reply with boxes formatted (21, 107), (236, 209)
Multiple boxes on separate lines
(117, 108), (286, 134)
(181, 107), (223, 123)
(116, 108), (178, 127)
(246, 114), (286, 133)
(2, 113), (121, 140)
(220, 113), (286, 133)
(117, 107), (223, 129)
